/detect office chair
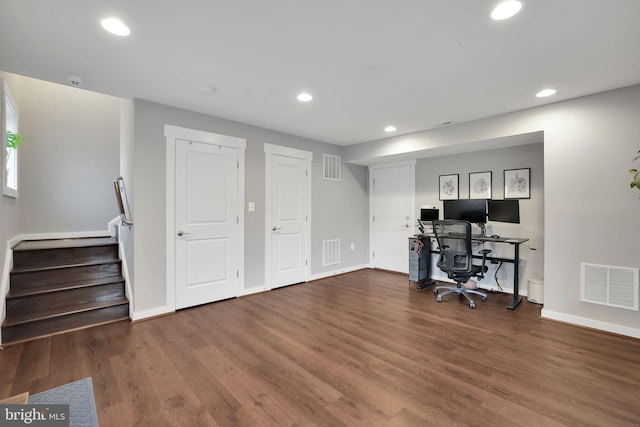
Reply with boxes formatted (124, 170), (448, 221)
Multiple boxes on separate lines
(432, 220), (491, 308)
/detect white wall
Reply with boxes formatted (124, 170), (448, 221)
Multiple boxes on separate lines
(345, 85), (640, 338)
(14, 74), (121, 233)
(416, 143), (544, 293)
(132, 99), (369, 314)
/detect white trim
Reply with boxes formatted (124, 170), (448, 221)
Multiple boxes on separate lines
(2, 78), (19, 198)
(309, 264), (371, 281)
(131, 306), (174, 322)
(165, 125), (246, 311)
(264, 143), (313, 289)
(541, 309), (640, 340)
(239, 286), (269, 297)
(368, 160), (416, 269)
(110, 217), (135, 318)
(11, 229), (115, 242)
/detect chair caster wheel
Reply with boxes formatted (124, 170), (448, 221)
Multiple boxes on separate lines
(433, 289), (438, 295)
(469, 302), (476, 309)
(481, 296), (488, 302)
(436, 296), (442, 302)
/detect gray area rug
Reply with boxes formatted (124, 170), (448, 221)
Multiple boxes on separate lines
(29, 377), (99, 427)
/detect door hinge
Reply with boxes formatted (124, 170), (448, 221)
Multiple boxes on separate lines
(373, 215), (375, 222)
(372, 251), (375, 258)
(237, 161), (239, 169)
(306, 214), (308, 221)
(372, 178), (375, 186)
(237, 270), (239, 278)
(306, 170), (308, 177)
(237, 216), (239, 224)
(305, 259), (308, 266)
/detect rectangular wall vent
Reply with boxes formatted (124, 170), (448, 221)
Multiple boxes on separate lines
(323, 154), (341, 180)
(323, 239), (341, 266)
(581, 263), (639, 311)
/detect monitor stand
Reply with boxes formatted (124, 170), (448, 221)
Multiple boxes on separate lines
(477, 223), (486, 236)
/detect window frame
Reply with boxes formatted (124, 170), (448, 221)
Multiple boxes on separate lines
(2, 78), (19, 198)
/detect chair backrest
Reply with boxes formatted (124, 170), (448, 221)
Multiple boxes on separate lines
(432, 220), (473, 280)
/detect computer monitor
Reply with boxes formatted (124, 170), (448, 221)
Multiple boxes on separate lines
(443, 199), (486, 224)
(487, 199), (520, 224)
(420, 208), (439, 221)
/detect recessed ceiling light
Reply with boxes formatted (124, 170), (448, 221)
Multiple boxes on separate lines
(491, 1), (523, 20)
(536, 88), (557, 98)
(384, 126), (397, 133)
(101, 18), (130, 36)
(297, 92), (313, 102)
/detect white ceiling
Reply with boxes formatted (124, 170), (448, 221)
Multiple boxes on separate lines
(1, 0), (639, 146)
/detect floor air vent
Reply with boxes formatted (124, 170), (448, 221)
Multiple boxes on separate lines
(580, 263), (639, 311)
(323, 239), (340, 266)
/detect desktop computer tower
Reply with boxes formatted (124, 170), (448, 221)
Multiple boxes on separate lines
(409, 237), (429, 283)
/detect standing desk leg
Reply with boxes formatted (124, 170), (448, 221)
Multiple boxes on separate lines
(506, 243), (523, 310)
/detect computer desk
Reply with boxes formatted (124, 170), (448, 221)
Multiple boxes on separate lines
(414, 233), (529, 310)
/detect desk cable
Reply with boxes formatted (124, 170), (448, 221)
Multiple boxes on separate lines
(493, 261), (505, 293)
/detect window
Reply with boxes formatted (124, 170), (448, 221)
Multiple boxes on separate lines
(2, 78), (19, 197)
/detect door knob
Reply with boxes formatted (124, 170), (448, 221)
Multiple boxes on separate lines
(177, 230), (191, 236)
(401, 224), (409, 228)
(272, 226), (282, 231)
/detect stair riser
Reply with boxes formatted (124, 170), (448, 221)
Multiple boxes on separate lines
(13, 245), (119, 271)
(10, 262), (122, 291)
(1, 304), (129, 344)
(6, 282), (126, 319)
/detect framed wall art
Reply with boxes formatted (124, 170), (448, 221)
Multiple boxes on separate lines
(439, 174), (459, 200)
(469, 171), (492, 199)
(504, 168), (531, 199)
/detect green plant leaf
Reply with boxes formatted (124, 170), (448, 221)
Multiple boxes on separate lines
(6, 131), (23, 149)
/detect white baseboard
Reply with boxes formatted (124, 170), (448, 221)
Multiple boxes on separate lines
(238, 264), (371, 297)
(239, 286), (268, 297)
(309, 264), (370, 281)
(12, 229), (115, 243)
(541, 309), (640, 339)
(131, 306), (174, 322)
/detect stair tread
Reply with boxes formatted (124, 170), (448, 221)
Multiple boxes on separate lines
(7, 275), (125, 299)
(11, 257), (121, 274)
(13, 237), (117, 251)
(3, 297), (129, 327)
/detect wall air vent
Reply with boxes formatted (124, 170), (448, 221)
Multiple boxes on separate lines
(323, 239), (340, 266)
(580, 263), (639, 311)
(323, 154), (341, 180)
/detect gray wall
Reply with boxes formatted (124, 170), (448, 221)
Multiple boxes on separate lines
(14, 74), (120, 233)
(346, 85), (640, 336)
(133, 99), (368, 313)
(416, 143), (544, 291)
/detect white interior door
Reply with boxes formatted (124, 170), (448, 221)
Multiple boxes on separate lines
(370, 161), (415, 273)
(175, 139), (239, 309)
(265, 144), (311, 289)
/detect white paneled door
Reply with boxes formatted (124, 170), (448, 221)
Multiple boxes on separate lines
(174, 139), (240, 309)
(370, 161), (415, 273)
(265, 144), (311, 289)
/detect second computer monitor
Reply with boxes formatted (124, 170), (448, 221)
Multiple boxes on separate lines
(487, 199), (520, 223)
(443, 199), (486, 223)
(420, 208), (439, 221)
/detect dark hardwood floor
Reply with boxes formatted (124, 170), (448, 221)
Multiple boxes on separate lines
(1, 269), (639, 426)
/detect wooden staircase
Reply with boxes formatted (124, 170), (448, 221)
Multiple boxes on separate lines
(2, 237), (129, 345)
